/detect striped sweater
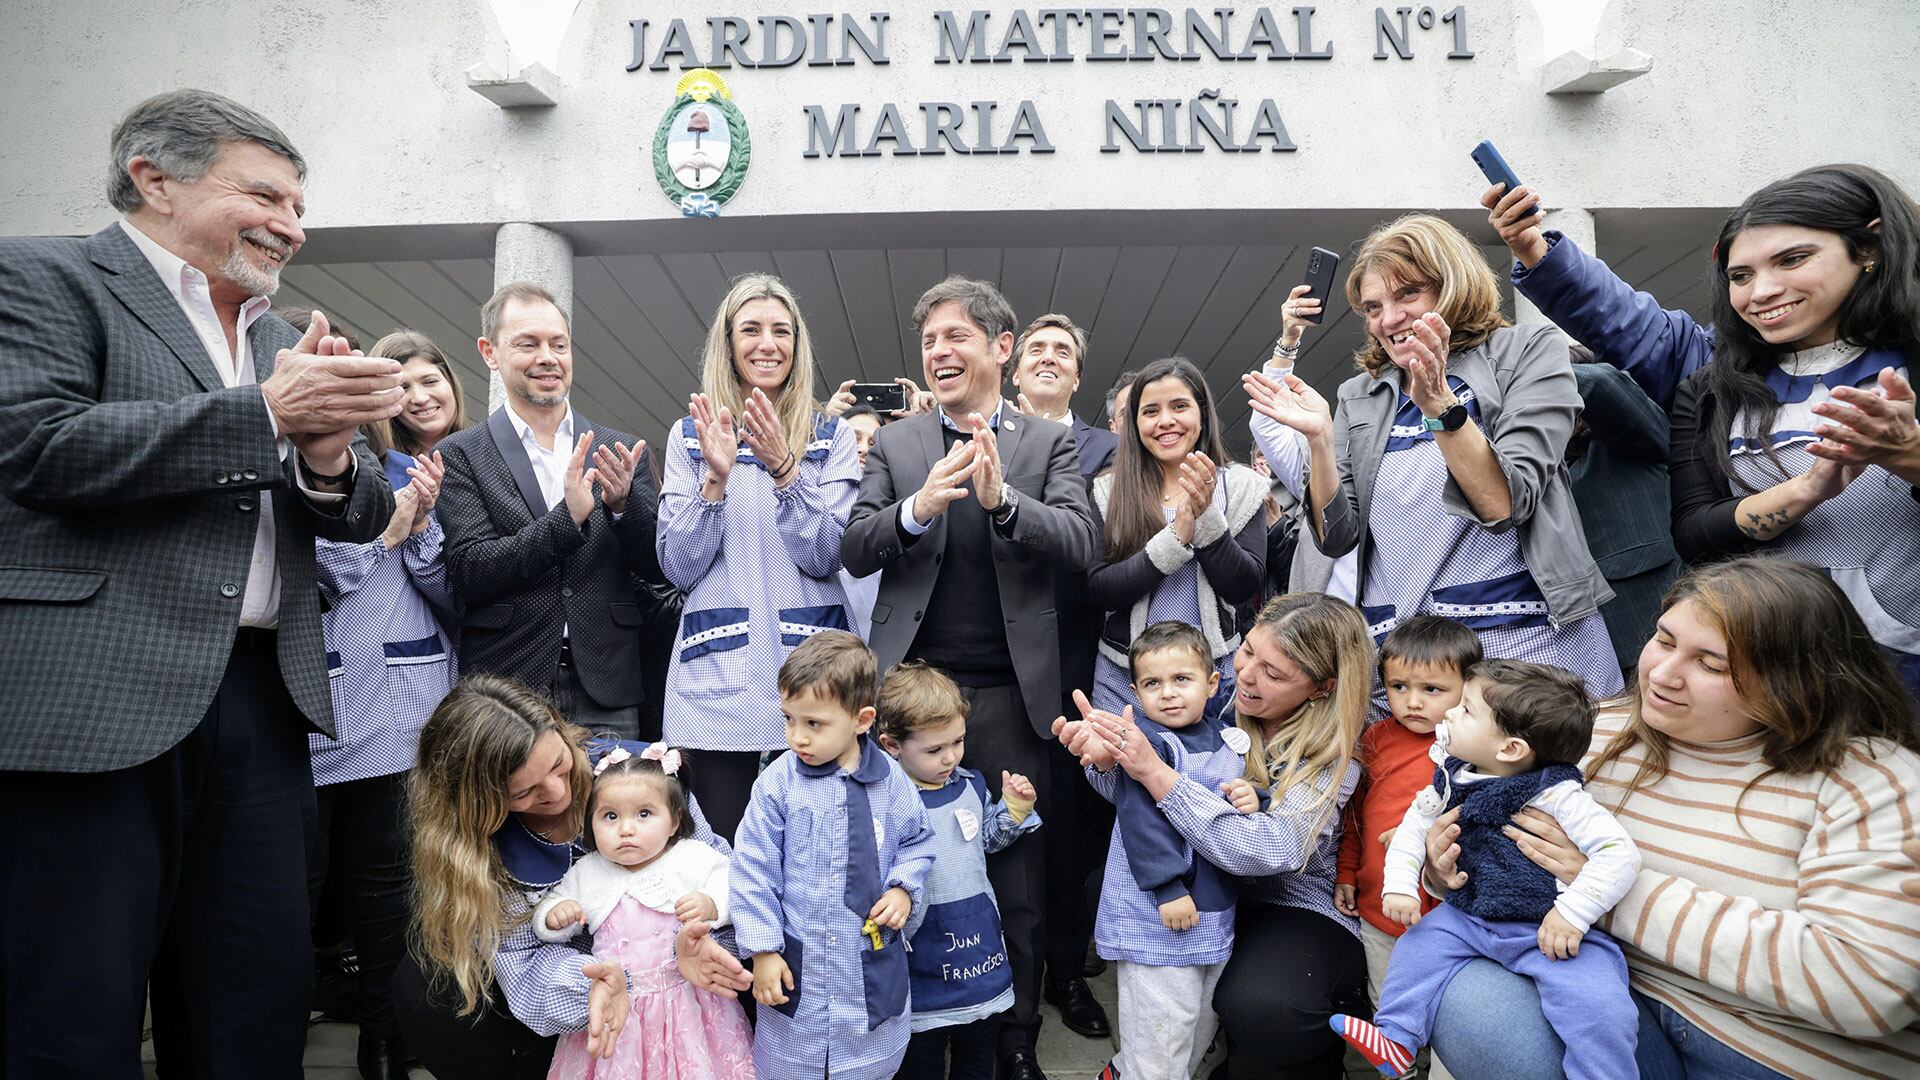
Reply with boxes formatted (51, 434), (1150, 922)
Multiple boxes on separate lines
(1583, 711), (1920, 1079)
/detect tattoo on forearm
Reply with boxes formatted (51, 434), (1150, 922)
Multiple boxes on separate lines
(1738, 509), (1796, 541)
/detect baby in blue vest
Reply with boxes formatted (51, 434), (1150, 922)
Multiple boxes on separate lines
(1333, 658), (1641, 1080)
(876, 660), (1040, 1080)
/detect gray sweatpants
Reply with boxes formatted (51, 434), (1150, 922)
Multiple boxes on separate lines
(1112, 960), (1226, 1080)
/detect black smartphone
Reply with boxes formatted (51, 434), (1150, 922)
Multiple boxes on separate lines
(850, 382), (908, 413)
(1471, 139), (1541, 217)
(1300, 246), (1341, 325)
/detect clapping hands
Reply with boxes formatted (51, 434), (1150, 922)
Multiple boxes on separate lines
(1243, 369), (1333, 440)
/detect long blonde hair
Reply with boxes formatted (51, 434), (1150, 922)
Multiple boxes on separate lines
(408, 675), (593, 1015)
(698, 274), (822, 461)
(1345, 214), (1510, 378)
(1236, 593), (1372, 842)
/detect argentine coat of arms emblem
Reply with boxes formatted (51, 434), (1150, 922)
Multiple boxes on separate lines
(652, 68), (750, 217)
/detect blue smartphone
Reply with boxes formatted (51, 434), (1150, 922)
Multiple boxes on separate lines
(1471, 139), (1540, 217)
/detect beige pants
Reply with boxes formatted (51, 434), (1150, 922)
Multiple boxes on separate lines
(1360, 919), (1455, 1080)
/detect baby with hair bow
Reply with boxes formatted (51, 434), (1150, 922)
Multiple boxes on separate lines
(535, 744), (757, 1080)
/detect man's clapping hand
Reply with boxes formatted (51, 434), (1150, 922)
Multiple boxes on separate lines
(262, 311), (405, 477)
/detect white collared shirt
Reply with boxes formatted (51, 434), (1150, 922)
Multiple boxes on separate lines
(119, 218), (345, 628)
(502, 401), (578, 638)
(501, 400), (577, 513)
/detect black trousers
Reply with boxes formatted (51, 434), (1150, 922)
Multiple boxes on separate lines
(1214, 904), (1370, 1080)
(897, 1016), (1000, 1080)
(548, 653), (643, 742)
(683, 747), (762, 849)
(1040, 717), (1110, 981)
(391, 951), (555, 1080)
(951, 683), (1049, 1059)
(308, 770), (412, 1041)
(0, 639), (314, 1079)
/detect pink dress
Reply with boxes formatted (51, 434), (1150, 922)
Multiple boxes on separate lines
(546, 897), (756, 1080)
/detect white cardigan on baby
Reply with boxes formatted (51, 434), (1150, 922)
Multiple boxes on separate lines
(532, 838), (731, 941)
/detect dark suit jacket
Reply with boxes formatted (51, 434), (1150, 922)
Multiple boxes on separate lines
(437, 406), (662, 710)
(0, 226), (393, 773)
(1069, 415), (1118, 479)
(841, 407), (1097, 734)
(1569, 363), (1685, 668)
(1058, 415), (1119, 698)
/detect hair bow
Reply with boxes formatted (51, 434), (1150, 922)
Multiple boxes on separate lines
(593, 746), (632, 777)
(640, 744), (683, 776)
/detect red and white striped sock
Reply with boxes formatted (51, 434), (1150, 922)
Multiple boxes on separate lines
(1330, 1013), (1415, 1078)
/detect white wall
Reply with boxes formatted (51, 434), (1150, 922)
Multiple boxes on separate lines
(2, 0), (1916, 239)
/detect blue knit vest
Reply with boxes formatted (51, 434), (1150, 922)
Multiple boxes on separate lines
(1438, 758), (1584, 922)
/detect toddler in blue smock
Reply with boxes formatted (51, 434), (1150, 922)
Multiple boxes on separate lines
(731, 631), (936, 1080)
(876, 660), (1040, 1080)
(1092, 620), (1248, 1080)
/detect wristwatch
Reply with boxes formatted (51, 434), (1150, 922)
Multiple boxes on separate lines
(991, 483), (1020, 524)
(1422, 402), (1470, 433)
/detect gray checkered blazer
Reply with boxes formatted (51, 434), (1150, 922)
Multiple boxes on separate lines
(0, 226), (394, 773)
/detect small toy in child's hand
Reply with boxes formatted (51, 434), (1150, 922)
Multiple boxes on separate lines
(862, 918), (885, 951)
(868, 885), (911, 930)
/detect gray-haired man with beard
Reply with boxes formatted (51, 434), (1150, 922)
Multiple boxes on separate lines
(0, 90), (401, 1078)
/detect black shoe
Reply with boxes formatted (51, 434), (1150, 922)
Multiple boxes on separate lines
(1002, 1047), (1048, 1080)
(1043, 975), (1112, 1038)
(357, 1032), (411, 1080)
(1080, 951), (1107, 978)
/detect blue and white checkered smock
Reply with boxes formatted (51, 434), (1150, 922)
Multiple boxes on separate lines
(901, 767), (1039, 1031)
(1088, 757), (1360, 935)
(1727, 346), (1920, 691)
(309, 454), (459, 786)
(1362, 378), (1623, 697)
(657, 414), (862, 752)
(731, 743), (936, 1080)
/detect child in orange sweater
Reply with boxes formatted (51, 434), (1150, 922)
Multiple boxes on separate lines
(1334, 616), (1481, 1002)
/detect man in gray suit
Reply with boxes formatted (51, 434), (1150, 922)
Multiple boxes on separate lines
(842, 277), (1096, 1080)
(0, 90), (400, 1078)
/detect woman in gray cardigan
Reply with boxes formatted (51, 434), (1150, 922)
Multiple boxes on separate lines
(1248, 215), (1622, 696)
(1087, 356), (1267, 717)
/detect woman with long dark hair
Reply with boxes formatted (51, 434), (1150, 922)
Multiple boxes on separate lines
(1087, 357), (1266, 718)
(1488, 164), (1920, 694)
(1250, 215), (1624, 696)
(382, 330), (470, 458)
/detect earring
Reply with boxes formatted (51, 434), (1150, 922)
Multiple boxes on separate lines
(1864, 262), (1877, 274)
